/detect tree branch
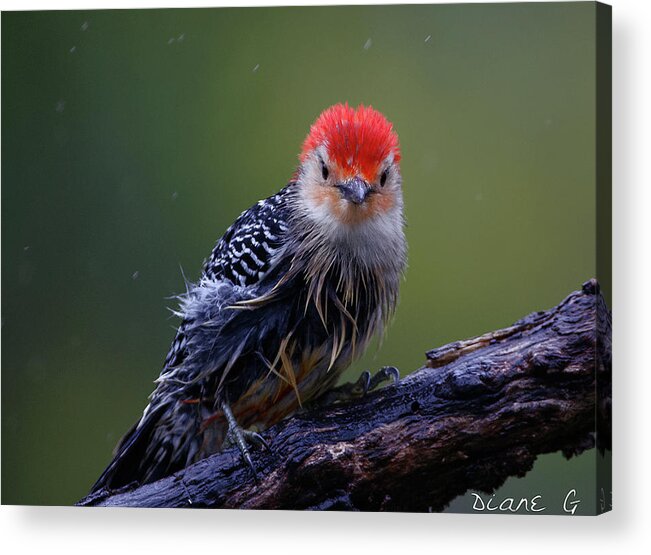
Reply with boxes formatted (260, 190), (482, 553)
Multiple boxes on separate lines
(78, 279), (611, 511)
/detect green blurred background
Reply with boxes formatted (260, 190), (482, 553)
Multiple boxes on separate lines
(2, 2), (600, 511)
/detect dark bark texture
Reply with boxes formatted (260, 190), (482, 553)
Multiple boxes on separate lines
(78, 279), (611, 511)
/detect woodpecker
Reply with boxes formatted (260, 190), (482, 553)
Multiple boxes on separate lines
(91, 103), (406, 492)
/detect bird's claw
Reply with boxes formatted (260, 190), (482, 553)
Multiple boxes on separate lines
(237, 429), (270, 451)
(367, 365), (400, 392)
(315, 366), (400, 406)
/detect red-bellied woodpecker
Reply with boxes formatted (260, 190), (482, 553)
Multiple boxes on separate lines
(91, 103), (406, 492)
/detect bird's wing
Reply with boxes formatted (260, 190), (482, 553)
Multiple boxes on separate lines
(162, 185), (294, 372)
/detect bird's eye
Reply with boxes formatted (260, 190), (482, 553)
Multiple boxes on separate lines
(321, 162), (329, 181)
(380, 169), (388, 187)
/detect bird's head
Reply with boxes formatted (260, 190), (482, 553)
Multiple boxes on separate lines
(296, 103), (402, 229)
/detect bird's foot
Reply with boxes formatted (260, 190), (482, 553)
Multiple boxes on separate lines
(221, 401), (269, 481)
(316, 366), (400, 406)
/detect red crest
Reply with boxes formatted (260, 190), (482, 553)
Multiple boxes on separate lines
(300, 103), (401, 182)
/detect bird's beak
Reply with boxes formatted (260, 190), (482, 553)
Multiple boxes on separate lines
(337, 177), (371, 205)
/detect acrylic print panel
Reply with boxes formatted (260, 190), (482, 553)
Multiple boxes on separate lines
(1, 1), (611, 513)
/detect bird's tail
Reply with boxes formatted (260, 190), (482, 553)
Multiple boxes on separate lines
(89, 400), (199, 494)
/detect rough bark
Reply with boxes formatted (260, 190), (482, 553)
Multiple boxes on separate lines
(78, 279), (611, 511)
